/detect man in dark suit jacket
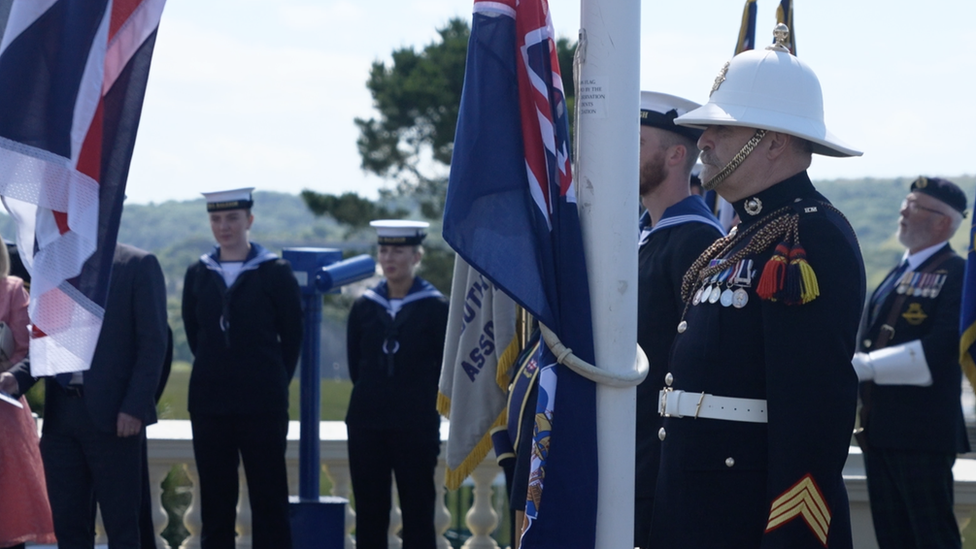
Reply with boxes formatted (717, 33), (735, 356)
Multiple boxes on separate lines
(0, 243), (168, 548)
(853, 177), (971, 549)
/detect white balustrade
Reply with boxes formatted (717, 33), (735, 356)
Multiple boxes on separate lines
(462, 465), (499, 549)
(235, 468), (253, 549)
(139, 420), (504, 549)
(180, 464), (202, 549)
(434, 462), (452, 549)
(388, 480), (403, 549)
(78, 420), (976, 549)
(94, 507), (107, 545)
(147, 461), (172, 549)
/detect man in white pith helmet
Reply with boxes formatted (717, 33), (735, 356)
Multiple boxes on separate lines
(650, 25), (865, 548)
(633, 91), (724, 549)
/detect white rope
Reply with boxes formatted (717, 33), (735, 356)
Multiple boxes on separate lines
(539, 323), (649, 387)
(560, 32), (647, 388)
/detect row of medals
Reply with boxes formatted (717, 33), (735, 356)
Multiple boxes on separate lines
(692, 258), (754, 309)
(895, 271), (947, 298)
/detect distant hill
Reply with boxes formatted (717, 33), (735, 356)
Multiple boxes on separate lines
(814, 175), (975, 289)
(0, 176), (972, 372)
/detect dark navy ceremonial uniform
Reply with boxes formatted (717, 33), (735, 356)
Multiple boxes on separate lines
(857, 243), (969, 549)
(635, 196), (723, 547)
(651, 172), (865, 548)
(345, 277), (448, 549)
(182, 243), (303, 549)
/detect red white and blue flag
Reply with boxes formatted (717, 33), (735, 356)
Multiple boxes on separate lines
(442, 0), (597, 545)
(0, 0), (165, 375)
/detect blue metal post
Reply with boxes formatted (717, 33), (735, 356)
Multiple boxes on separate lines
(282, 248), (375, 547)
(299, 292), (323, 500)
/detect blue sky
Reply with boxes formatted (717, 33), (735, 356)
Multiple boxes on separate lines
(124, 0), (976, 204)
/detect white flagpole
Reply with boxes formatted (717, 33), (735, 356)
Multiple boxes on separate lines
(573, 0), (641, 546)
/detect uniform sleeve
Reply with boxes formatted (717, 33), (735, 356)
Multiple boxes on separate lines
(182, 265), (199, 356)
(429, 298), (449, 366)
(6, 277), (29, 365)
(346, 300), (363, 384)
(120, 253), (168, 422)
(760, 215), (863, 548)
(8, 355), (36, 396)
(918, 257), (964, 385)
(272, 261), (303, 381)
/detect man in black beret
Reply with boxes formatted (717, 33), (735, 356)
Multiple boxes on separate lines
(852, 176), (970, 548)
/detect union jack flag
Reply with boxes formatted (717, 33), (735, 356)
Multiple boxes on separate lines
(443, 0), (597, 545)
(0, 0), (165, 375)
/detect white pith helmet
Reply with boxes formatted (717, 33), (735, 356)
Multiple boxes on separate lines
(675, 25), (861, 158)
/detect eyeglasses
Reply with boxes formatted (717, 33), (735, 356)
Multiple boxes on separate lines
(901, 198), (946, 216)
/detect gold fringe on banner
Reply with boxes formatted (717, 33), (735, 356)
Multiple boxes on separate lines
(441, 334), (522, 490)
(443, 412), (508, 491)
(961, 325), (976, 394)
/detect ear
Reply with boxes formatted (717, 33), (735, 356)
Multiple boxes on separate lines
(666, 144), (687, 168)
(246, 214), (254, 230)
(764, 131), (791, 160)
(936, 213), (954, 234)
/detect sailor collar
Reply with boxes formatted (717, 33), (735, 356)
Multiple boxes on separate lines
(201, 242), (277, 273)
(364, 277), (444, 317)
(731, 171), (816, 225)
(639, 195), (726, 246)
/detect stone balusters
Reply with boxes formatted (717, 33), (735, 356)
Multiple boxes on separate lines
(463, 463), (500, 549)
(180, 464), (203, 549)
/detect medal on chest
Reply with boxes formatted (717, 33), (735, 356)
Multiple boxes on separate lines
(692, 258), (754, 309)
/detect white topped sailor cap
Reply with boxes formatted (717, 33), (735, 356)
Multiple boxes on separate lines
(640, 91), (703, 142)
(675, 24), (861, 158)
(201, 187), (255, 212)
(370, 219), (429, 246)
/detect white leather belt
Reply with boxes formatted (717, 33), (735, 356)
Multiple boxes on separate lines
(658, 388), (768, 423)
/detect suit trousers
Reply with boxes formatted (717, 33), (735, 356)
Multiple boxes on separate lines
(864, 447), (960, 549)
(347, 425), (440, 549)
(40, 383), (143, 549)
(190, 413), (292, 549)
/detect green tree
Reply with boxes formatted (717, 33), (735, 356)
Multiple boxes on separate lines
(300, 191), (407, 230)
(301, 20), (579, 295)
(353, 17), (469, 219)
(303, 19), (578, 222)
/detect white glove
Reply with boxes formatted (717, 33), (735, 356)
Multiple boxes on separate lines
(851, 353), (874, 382)
(851, 340), (932, 386)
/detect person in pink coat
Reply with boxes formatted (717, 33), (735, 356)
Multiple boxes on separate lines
(0, 238), (55, 549)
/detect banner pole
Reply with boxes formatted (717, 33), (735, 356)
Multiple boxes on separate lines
(574, 0), (641, 545)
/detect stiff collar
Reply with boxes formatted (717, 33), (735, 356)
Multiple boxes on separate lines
(903, 241), (951, 271)
(730, 171), (817, 227)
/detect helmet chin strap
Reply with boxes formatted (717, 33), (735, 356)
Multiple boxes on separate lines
(702, 129), (767, 191)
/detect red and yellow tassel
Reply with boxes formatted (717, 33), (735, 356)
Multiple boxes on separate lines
(783, 244), (819, 304)
(790, 244), (819, 304)
(757, 242), (790, 301)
